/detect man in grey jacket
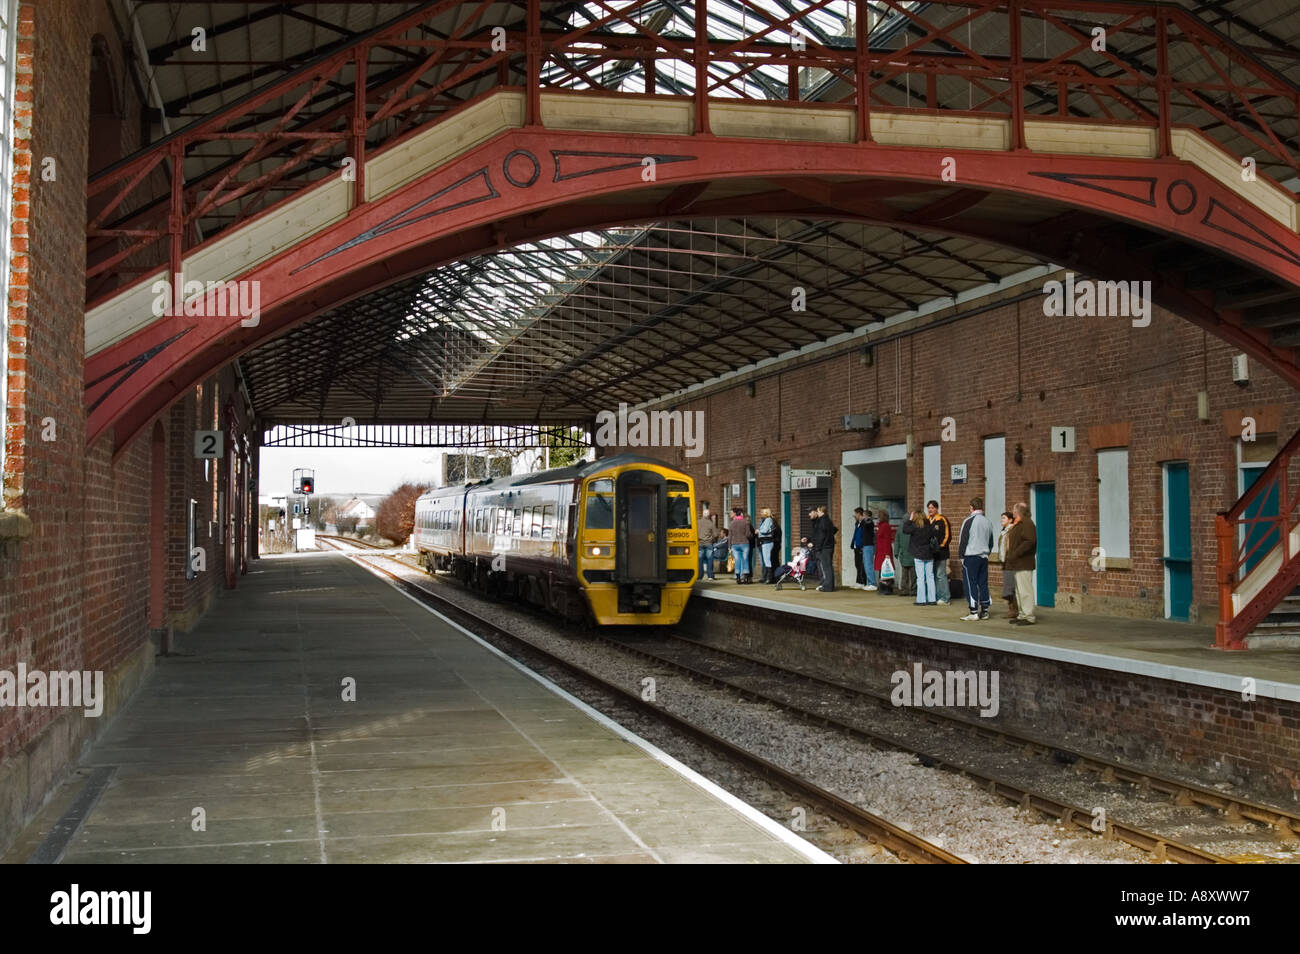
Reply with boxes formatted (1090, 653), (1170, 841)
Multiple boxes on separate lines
(957, 496), (997, 621)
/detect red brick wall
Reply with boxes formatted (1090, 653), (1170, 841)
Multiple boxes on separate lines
(163, 370), (240, 631)
(648, 285), (1298, 621)
(0, 1), (246, 852)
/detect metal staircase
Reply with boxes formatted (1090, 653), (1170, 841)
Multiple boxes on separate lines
(1216, 429), (1300, 650)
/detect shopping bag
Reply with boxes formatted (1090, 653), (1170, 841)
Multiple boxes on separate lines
(879, 556), (896, 581)
(726, 553), (735, 573)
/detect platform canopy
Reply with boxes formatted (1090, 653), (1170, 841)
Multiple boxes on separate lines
(105, 1), (1300, 434)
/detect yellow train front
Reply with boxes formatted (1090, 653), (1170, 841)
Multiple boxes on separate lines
(575, 456), (697, 625)
(413, 453), (696, 626)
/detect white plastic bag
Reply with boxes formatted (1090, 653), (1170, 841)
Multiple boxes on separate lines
(879, 556), (896, 581)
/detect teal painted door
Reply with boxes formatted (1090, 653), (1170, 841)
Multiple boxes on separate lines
(1032, 483), (1056, 608)
(1163, 462), (1192, 621)
(782, 491), (791, 564)
(1240, 466), (1280, 575)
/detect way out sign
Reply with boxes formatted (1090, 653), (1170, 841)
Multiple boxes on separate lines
(194, 430), (225, 459)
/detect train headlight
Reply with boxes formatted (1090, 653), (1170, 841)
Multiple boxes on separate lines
(668, 546), (690, 555)
(585, 545), (611, 557)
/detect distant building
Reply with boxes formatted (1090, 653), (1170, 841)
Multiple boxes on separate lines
(337, 496), (379, 528)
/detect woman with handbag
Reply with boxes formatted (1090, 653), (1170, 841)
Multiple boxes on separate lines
(873, 510), (896, 594)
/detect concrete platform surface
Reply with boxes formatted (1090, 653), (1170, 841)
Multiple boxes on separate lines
(695, 578), (1300, 701)
(4, 554), (826, 864)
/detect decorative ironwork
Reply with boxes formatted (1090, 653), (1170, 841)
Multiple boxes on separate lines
(261, 422), (593, 449)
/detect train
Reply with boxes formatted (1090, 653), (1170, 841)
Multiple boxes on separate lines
(412, 454), (697, 625)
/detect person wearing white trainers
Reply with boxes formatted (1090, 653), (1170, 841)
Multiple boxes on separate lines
(958, 496), (997, 621)
(850, 508), (876, 591)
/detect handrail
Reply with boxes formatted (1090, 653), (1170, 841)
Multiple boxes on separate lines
(1216, 426), (1300, 649)
(1224, 426), (1300, 524)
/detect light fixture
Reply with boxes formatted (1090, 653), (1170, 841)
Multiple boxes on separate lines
(745, 381), (756, 397)
(1014, 443), (1024, 466)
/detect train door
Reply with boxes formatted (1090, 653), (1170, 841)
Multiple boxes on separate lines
(616, 470), (667, 583)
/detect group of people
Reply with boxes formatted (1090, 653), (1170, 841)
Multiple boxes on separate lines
(696, 502), (780, 585)
(696, 495), (1040, 625)
(696, 501), (837, 589)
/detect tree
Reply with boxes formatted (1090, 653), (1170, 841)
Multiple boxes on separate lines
(444, 453), (513, 484)
(375, 482), (429, 545)
(543, 426), (587, 469)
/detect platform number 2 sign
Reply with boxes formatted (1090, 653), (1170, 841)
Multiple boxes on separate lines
(194, 430), (225, 459)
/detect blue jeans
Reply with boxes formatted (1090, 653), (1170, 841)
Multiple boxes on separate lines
(863, 545), (876, 585)
(699, 544), (714, 579)
(761, 541), (774, 568)
(732, 543), (751, 578)
(915, 559), (936, 603)
(935, 559), (950, 602)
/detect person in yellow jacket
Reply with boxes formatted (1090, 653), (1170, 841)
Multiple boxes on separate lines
(926, 500), (953, 605)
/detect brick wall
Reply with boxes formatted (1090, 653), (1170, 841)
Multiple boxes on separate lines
(163, 368), (241, 632)
(0, 1), (251, 854)
(645, 282), (1299, 622)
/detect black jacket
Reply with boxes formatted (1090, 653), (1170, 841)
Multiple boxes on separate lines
(811, 514), (836, 549)
(852, 516), (875, 549)
(929, 512), (952, 560)
(902, 517), (936, 560)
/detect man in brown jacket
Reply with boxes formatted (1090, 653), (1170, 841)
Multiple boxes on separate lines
(1004, 502), (1038, 625)
(698, 502), (719, 581)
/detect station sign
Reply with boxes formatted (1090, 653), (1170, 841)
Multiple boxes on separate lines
(790, 468), (832, 491)
(951, 463), (968, 484)
(1050, 426), (1076, 453)
(193, 430), (224, 459)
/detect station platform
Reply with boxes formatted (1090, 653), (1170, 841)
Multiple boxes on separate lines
(694, 578), (1300, 699)
(3, 554), (826, 865)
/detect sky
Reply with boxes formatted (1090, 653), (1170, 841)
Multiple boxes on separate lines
(257, 447), (445, 504)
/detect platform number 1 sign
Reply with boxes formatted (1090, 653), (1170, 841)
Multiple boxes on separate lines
(194, 430), (225, 459)
(1050, 427), (1076, 453)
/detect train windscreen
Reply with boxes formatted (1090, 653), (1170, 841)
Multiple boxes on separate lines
(585, 492), (614, 530)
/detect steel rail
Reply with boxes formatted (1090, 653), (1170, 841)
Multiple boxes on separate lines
(320, 542), (964, 864)
(315, 533), (389, 550)
(586, 631), (1232, 864)
(664, 630), (1300, 853)
(666, 631), (1300, 842)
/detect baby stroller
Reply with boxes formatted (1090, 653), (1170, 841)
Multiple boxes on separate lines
(773, 546), (813, 590)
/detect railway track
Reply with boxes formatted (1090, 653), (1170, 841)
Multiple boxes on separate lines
(588, 631), (1247, 864)
(646, 632), (1300, 861)
(316, 533), (388, 550)
(323, 541), (1297, 863)
(319, 540), (964, 864)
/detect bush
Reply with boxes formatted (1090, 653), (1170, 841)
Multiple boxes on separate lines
(375, 482), (429, 546)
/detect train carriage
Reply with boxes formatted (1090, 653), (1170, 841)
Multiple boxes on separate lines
(414, 454), (696, 625)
